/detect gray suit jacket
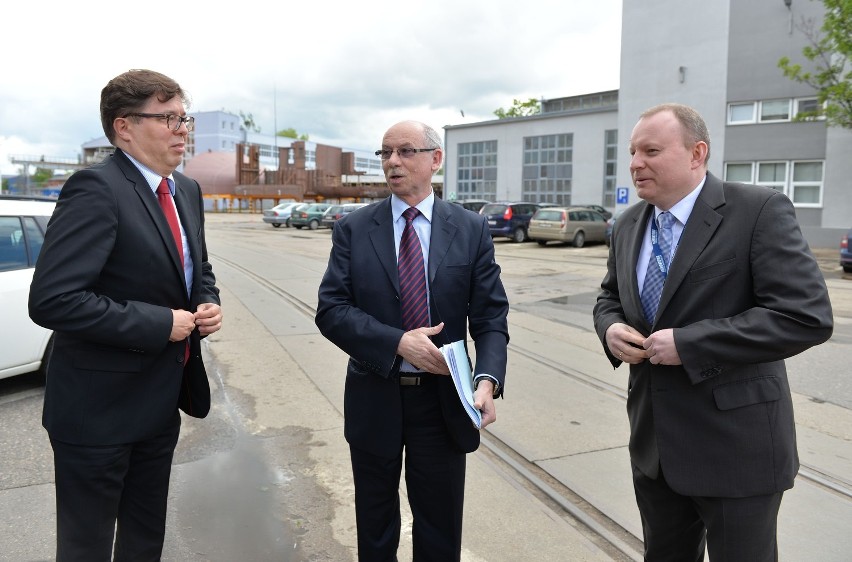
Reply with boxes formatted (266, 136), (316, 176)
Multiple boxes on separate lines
(29, 149), (220, 445)
(315, 196), (510, 458)
(593, 172), (832, 497)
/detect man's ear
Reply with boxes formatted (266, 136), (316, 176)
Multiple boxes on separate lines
(113, 117), (131, 143)
(692, 141), (709, 169)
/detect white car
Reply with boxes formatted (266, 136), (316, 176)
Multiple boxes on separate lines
(0, 196), (56, 379)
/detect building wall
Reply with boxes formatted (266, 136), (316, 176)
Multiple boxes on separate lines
(618, 1), (731, 194)
(192, 111), (244, 155)
(444, 108), (617, 204)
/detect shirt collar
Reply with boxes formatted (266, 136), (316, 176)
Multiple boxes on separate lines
(123, 152), (175, 195)
(391, 191), (434, 223)
(656, 175), (706, 226)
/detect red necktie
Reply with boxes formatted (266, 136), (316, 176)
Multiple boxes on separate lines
(157, 178), (184, 268)
(157, 178), (190, 363)
(398, 207), (428, 330)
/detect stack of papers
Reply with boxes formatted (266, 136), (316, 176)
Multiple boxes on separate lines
(440, 340), (482, 429)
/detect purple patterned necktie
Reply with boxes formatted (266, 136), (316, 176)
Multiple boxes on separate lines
(398, 207), (428, 330)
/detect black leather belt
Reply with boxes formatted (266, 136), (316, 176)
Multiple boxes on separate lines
(399, 373), (430, 386)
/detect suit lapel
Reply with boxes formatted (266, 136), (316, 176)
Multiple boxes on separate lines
(367, 198), (400, 293)
(115, 150), (186, 284)
(625, 203), (654, 327)
(656, 174), (725, 319)
(428, 198), (458, 284)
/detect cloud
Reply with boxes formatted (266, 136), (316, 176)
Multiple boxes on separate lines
(0, 0), (621, 175)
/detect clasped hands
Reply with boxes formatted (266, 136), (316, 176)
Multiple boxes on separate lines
(605, 322), (682, 365)
(397, 322), (497, 428)
(170, 303), (223, 342)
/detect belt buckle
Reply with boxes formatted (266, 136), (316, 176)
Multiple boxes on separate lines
(399, 375), (421, 386)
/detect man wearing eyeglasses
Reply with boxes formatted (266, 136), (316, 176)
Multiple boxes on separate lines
(29, 69), (222, 561)
(316, 120), (509, 561)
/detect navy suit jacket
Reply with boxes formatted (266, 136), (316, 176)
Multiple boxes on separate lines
(29, 149), (220, 445)
(593, 172), (833, 497)
(315, 196), (510, 458)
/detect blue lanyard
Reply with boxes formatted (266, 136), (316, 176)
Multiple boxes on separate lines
(650, 216), (670, 279)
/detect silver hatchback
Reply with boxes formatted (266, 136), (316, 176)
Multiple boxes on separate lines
(527, 206), (608, 248)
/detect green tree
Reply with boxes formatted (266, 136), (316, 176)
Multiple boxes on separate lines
(493, 97), (541, 119)
(778, 0), (852, 128)
(277, 127), (309, 141)
(32, 167), (53, 187)
(239, 111), (261, 133)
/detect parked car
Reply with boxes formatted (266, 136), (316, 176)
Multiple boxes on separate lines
(451, 199), (490, 213)
(840, 227), (852, 272)
(0, 197), (56, 379)
(480, 202), (541, 242)
(290, 203), (332, 230)
(527, 206), (608, 248)
(262, 202), (302, 228)
(573, 203), (613, 220)
(321, 203), (368, 229)
(605, 208), (626, 247)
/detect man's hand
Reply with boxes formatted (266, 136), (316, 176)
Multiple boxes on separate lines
(194, 302), (223, 336)
(396, 322), (450, 375)
(605, 322), (650, 364)
(643, 328), (682, 365)
(473, 380), (496, 429)
(170, 309), (195, 342)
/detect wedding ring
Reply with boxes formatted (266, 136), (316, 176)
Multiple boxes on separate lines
(619, 351), (624, 358)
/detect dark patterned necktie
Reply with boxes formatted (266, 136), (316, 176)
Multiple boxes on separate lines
(641, 211), (674, 324)
(398, 207), (428, 330)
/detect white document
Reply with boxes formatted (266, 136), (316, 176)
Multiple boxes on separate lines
(440, 339), (482, 429)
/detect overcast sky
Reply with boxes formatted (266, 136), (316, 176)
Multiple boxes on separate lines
(0, 0), (622, 176)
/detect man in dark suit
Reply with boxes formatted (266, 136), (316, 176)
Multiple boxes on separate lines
(315, 120), (509, 561)
(29, 69), (222, 561)
(593, 103), (832, 561)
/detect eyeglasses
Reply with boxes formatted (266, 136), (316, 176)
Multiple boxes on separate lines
(374, 147), (437, 160)
(124, 113), (195, 132)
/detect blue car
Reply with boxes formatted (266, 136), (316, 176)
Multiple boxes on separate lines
(480, 202), (541, 243)
(840, 227), (852, 272)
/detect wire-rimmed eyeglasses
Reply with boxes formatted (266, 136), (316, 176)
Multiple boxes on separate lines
(374, 147), (437, 160)
(124, 112), (195, 132)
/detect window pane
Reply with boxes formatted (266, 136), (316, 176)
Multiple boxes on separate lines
(725, 163), (752, 182)
(793, 162), (822, 182)
(729, 103), (755, 123)
(793, 185), (820, 204)
(760, 100), (790, 121)
(796, 98), (820, 117)
(757, 162), (786, 182)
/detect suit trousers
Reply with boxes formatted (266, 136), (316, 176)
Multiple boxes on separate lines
(50, 413), (181, 562)
(632, 464), (782, 562)
(349, 375), (466, 562)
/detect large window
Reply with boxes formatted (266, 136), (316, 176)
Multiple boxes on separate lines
(791, 161), (824, 205)
(522, 133), (573, 204)
(759, 99), (791, 122)
(602, 129), (617, 207)
(728, 97), (824, 125)
(728, 103), (756, 124)
(757, 162), (787, 191)
(456, 140), (498, 200)
(724, 160), (823, 206)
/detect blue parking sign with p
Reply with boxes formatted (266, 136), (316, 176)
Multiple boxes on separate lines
(616, 187), (629, 205)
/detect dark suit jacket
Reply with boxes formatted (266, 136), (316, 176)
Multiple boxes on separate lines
(593, 172), (832, 498)
(315, 196), (510, 458)
(29, 149), (220, 446)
